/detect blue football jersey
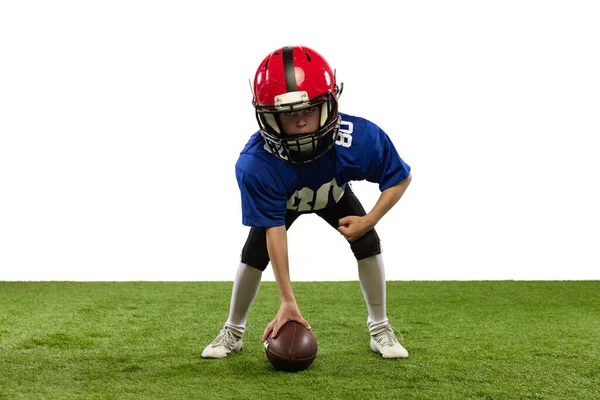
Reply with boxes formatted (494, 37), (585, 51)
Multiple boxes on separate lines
(235, 112), (411, 227)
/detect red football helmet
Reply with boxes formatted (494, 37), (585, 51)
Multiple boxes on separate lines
(252, 46), (343, 164)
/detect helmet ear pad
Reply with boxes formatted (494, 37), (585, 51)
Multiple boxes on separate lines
(263, 113), (281, 134)
(320, 102), (329, 127)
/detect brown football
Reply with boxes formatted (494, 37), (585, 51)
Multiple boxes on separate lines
(265, 320), (317, 372)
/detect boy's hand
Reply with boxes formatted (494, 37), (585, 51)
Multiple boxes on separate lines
(337, 215), (373, 241)
(262, 301), (310, 342)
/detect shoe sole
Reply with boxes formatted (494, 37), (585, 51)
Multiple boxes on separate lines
(370, 342), (409, 359)
(201, 347), (243, 359)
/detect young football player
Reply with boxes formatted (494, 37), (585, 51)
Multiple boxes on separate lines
(202, 45), (412, 359)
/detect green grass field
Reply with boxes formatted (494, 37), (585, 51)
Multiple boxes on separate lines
(1, 281), (599, 399)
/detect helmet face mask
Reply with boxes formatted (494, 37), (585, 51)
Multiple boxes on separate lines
(252, 46), (342, 164)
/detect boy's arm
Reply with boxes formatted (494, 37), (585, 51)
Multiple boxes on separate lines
(261, 225), (310, 341)
(365, 173), (412, 228)
(338, 174), (412, 241)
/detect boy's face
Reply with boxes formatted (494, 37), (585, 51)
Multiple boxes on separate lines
(278, 106), (321, 135)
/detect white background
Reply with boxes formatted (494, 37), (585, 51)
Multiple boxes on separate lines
(1, 1), (599, 281)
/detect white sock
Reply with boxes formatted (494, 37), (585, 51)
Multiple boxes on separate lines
(357, 254), (389, 333)
(224, 262), (262, 336)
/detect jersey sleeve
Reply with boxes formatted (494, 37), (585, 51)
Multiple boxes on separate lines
(235, 155), (287, 227)
(362, 122), (411, 191)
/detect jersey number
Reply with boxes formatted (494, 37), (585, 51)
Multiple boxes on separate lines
(287, 178), (344, 212)
(335, 120), (354, 148)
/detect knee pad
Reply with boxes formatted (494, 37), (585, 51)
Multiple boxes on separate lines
(240, 227), (269, 271)
(241, 252), (269, 272)
(350, 229), (382, 260)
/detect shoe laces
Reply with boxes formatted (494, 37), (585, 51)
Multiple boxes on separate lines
(372, 325), (403, 347)
(211, 327), (240, 349)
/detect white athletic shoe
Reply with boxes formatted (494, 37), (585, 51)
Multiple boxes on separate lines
(201, 327), (243, 359)
(370, 325), (409, 359)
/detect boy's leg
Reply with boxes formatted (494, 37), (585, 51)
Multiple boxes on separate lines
(357, 253), (388, 331)
(315, 185), (408, 358)
(201, 262), (260, 359)
(358, 254), (408, 359)
(225, 262), (263, 335)
(201, 212), (300, 359)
